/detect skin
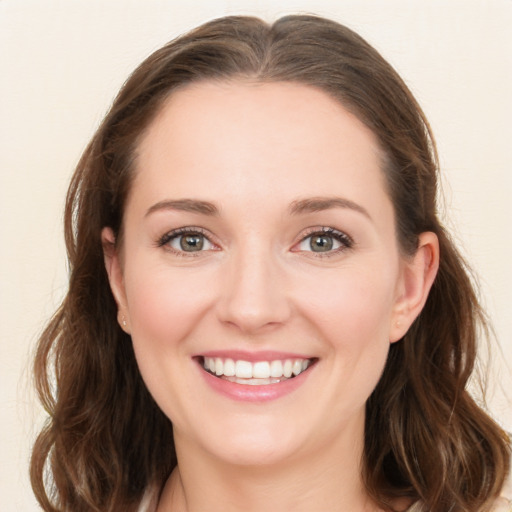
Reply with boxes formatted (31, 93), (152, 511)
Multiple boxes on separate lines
(103, 81), (439, 512)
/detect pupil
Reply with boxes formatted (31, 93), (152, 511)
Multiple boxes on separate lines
(311, 235), (333, 252)
(181, 234), (204, 251)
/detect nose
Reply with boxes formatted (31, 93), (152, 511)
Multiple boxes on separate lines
(216, 245), (291, 333)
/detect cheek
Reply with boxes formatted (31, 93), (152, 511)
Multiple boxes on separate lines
(124, 263), (215, 355)
(295, 262), (398, 397)
(297, 263), (398, 346)
(122, 264), (218, 425)
(317, 273), (395, 401)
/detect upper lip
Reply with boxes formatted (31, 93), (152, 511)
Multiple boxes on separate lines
(194, 350), (315, 362)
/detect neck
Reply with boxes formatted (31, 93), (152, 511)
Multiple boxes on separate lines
(157, 418), (378, 512)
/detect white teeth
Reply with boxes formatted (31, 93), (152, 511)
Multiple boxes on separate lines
(235, 360), (253, 379)
(292, 360), (303, 376)
(252, 361), (270, 379)
(224, 377), (283, 385)
(270, 360), (283, 378)
(215, 357), (223, 376)
(223, 358), (235, 377)
(283, 360), (293, 378)
(202, 356), (312, 383)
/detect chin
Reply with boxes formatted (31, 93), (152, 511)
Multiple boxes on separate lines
(211, 441), (297, 468)
(192, 417), (306, 467)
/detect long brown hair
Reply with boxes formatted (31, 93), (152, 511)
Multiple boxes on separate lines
(31, 15), (510, 511)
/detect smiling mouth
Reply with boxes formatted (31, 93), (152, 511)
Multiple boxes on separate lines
(199, 356), (316, 386)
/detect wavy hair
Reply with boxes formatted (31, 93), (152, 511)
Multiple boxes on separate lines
(31, 14), (510, 511)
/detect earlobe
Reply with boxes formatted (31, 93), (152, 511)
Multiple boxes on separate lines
(101, 227), (131, 333)
(389, 231), (440, 342)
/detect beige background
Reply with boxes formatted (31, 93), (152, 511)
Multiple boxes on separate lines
(1, 0), (511, 509)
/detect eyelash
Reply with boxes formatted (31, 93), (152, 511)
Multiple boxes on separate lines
(157, 227), (216, 257)
(156, 226), (354, 257)
(295, 227), (354, 257)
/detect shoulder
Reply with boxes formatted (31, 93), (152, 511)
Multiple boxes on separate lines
(405, 461), (512, 511)
(405, 492), (512, 512)
(137, 486), (159, 512)
(494, 469), (512, 511)
(406, 501), (511, 512)
(491, 497), (512, 512)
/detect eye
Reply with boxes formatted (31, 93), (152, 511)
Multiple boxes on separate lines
(158, 228), (216, 254)
(294, 228), (353, 254)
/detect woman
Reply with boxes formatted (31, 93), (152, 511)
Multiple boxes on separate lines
(30, 14), (510, 512)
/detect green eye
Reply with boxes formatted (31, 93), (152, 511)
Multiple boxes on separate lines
(160, 229), (215, 253)
(179, 234), (205, 252)
(296, 228), (353, 254)
(308, 234), (334, 252)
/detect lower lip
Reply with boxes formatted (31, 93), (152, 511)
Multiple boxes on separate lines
(197, 362), (315, 402)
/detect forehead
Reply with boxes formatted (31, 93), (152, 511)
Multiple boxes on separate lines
(132, 80), (389, 215)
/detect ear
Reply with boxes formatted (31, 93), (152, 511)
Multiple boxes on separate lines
(102, 227), (131, 333)
(389, 231), (439, 343)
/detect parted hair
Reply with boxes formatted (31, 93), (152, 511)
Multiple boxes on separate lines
(31, 14), (510, 512)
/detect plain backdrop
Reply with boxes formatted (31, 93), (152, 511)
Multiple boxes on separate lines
(1, 0), (511, 509)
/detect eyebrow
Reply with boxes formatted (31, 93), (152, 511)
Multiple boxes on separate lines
(144, 196), (370, 219)
(145, 199), (219, 217)
(289, 197), (371, 219)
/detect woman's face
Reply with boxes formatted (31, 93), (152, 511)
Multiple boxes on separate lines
(104, 81), (434, 467)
